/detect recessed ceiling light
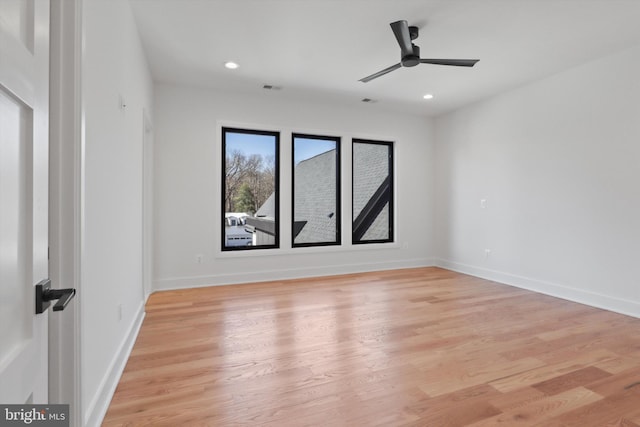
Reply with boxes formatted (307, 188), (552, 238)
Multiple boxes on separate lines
(423, 94), (434, 100)
(224, 61), (239, 70)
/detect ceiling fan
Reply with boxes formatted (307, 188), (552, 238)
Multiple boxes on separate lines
(359, 20), (479, 83)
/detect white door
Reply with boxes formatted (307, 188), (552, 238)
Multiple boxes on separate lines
(0, 0), (50, 403)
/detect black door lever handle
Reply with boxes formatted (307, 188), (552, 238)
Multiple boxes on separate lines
(35, 279), (77, 314)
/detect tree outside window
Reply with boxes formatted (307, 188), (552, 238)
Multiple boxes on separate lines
(222, 128), (279, 250)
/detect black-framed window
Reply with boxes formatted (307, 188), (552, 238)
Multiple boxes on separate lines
(352, 139), (394, 244)
(292, 133), (341, 247)
(222, 127), (279, 251)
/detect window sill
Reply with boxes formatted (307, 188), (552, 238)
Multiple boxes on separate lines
(216, 241), (401, 259)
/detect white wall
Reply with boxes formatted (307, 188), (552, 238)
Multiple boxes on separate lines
(435, 44), (640, 317)
(82, 0), (153, 424)
(153, 84), (435, 289)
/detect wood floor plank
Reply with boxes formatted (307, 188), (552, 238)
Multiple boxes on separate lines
(468, 387), (603, 426)
(531, 366), (612, 395)
(418, 356), (545, 397)
(594, 356), (640, 375)
(404, 384), (503, 426)
(583, 365), (640, 397)
(548, 382), (640, 427)
(102, 267), (640, 426)
(488, 348), (616, 393)
(487, 386), (546, 412)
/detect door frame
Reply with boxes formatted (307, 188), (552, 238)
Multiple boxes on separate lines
(142, 109), (153, 301)
(48, 0), (83, 425)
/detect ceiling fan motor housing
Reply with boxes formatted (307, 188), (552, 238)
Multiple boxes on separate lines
(409, 25), (419, 40)
(402, 44), (420, 67)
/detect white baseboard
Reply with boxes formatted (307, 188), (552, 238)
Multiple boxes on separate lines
(435, 258), (640, 319)
(84, 301), (146, 427)
(153, 257), (435, 291)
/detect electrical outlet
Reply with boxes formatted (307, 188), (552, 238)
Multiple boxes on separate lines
(480, 199), (487, 209)
(484, 249), (491, 259)
(196, 254), (203, 264)
(117, 303), (123, 322)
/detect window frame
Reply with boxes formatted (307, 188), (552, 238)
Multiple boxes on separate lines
(351, 138), (394, 245)
(221, 127), (280, 251)
(291, 133), (341, 248)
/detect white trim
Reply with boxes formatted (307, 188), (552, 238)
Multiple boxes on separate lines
(435, 258), (640, 319)
(154, 258), (435, 291)
(142, 109), (153, 301)
(216, 241), (401, 259)
(84, 302), (145, 427)
(48, 1), (83, 426)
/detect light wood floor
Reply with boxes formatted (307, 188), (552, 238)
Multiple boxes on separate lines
(103, 267), (640, 426)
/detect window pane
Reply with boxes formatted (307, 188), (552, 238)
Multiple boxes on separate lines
(352, 140), (393, 243)
(292, 134), (340, 247)
(222, 128), (279, 250)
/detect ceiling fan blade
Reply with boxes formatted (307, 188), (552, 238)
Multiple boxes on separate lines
(359, 63), (402, 83)
(390, 20), (413, 58)
(420, 58), (479, 67)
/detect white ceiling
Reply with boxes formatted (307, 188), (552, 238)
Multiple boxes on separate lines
(129, 0), (640, 117)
